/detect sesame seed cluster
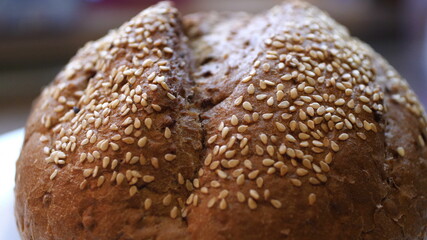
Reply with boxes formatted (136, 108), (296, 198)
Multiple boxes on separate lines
(15, 1), (427, 239)
(190, 4), (386, 211)
(39, 3), (202, 219)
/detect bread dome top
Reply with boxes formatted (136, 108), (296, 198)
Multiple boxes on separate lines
(15, 1), (427, 240)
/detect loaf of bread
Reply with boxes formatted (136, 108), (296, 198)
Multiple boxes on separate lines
(15, 1), (427, 239)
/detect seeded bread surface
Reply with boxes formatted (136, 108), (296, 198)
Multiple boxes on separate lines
(15, 1), (427, 240)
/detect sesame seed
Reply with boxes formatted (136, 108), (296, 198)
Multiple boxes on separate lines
(219, 190), (229, 199)
(219, 199), (227, 210)
(272, 41), (285, 48)
(397, 147), (405, 157)
(50, 169), (58, 180)
(276, 90), (285, 101)
(144, 118), (152, 129)
(359, 95), (370, 104)
(331, 141), (340, 152)
(186, 194), (194, 206)
(178, 173), (184, 185)
(255, 145), (264, 155)
(248, 170), (259, 179)
(110, 142), (120, 151)
(249, 189), (260, 200)
(262, 63), (270, 72)
(210, 180), (220, 188)
(309, 177), (320, 185)
(256, 94), (268, 100)
(221, 127), (230, 138)
(99, 140), (109, 151)
(129, 186), (138, 196)
(143, 175), (155, 183)
(271, 199), (282, 208)
(296, 168), (308, 176)
(334, 98), (345, 106)
(116, 173), (125, 185)
(281, 74), (292, 81)
(92, 151), (100, 159)
(164, 127), (171, 138)
(338, 133), (349, 141)
(231, 115), (239, 126)
(308, 193), (317, 205)
(313, 164), (322, 173)
(204, 154), (213, 166)
(97, 176), (105, 187)
(163, 194), (172, 206)
(144, 198), (152, 210)
(307, 139), (324, 147)
(151, 104), (162, 111)
(210, 161), (220, 170)
(167, 93), (176, 100)
(137, 137), (148, 147)
(165, 154), (176, 161)
(320, 161), (330, 172)
(170, 206), (179, 219)
(304, 86), (315, 94)
(217, 170), (227, 179)
(218, 145), (227, 155)
(40, 135), (49, 143)
(325, 152), (333, 164)
(83, 169), (93, 178)
(242, 101), (253, 111)
(79, 180), (87, 190)
(102, 157), (110, 168)
(290, 178), (302, 187)
(57, 151), (66, 158)
(237, 192), (246, 202)
(262, 113), (273, 120)
(259, 133), (268, 145)
(275, 122), (286, 132)
(79, 153), (87, 162)
(316, 173), (328, 182)
(362, 105), (372, 113)
(92, 166), (99, 178)
(262, 158), (275, 167)
(122, 137), (135, 144)
(238, 125), (248, 133)
(225, 150), (236, 159)
(142, 59), (153, 67)
(236, 174), (245, 185)
(266, 167), (275, 175)
(247, 84), (255, 94)
(285, 134), (297, 143)
(207, 198), (217, 208)
(111, 159), (118, 169)
(228, 159), (240, 168)
(241, 76), (252, 83)
(193, 178), (200, 188)
(290, 88), (298, 99)
(248, 198), (257, 209)
(234, 96), (243, 106)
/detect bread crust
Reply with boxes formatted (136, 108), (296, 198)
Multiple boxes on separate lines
(15, 1), (427, 239)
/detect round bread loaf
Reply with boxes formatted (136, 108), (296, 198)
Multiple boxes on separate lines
(15, 1), (427, 239)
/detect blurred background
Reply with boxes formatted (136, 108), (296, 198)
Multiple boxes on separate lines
(0, 0), (426, 134)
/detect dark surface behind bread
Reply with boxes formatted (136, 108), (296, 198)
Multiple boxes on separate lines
(15, 1), (427, 239)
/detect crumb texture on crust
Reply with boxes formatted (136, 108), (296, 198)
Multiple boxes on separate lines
(15, 1), (427, 240)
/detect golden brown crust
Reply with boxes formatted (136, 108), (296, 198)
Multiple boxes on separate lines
(15, 1), (427, 240)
